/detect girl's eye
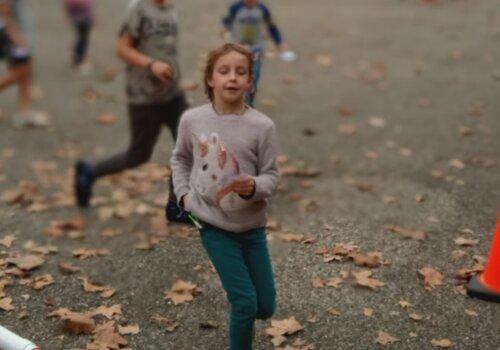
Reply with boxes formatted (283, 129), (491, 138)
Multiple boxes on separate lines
(237, 68), (247, 75)
(218, 67), (229, 74)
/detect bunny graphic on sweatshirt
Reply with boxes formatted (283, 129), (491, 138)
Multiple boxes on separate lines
(191, 132), (251, 212)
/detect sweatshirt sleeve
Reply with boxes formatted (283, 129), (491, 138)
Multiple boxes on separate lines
(260, 3), (283, 46)
(252, 123), (280, 201)
(170, 114), (193, 205)
(221, 2), (241, 29)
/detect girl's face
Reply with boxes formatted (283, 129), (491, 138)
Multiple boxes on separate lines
(208, 51), (252, 105)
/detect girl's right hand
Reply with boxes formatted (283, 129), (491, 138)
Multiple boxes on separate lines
(150, 61), (172, 83)
(181, 194), (189, 210)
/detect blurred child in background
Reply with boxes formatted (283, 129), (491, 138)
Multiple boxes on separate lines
(221, 0), (292, 106)
(63, 0), (94, 72)
(75, 0), (188, 224)
(0, 0), (44, 128)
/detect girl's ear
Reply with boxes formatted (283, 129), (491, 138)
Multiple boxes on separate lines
(207, 75), (215, 88)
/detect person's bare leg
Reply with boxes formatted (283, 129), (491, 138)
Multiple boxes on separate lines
(0, 65), (23, 91)
(17, 61), (32, 111)
(0, 62), (31, 110)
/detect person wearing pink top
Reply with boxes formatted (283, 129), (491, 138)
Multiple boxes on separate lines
(63, 0), (94, 67)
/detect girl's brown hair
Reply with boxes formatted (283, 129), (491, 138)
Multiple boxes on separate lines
(204, 43), (254, 102)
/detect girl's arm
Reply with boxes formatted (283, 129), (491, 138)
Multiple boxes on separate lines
(170, 116), (194, 206)
(0, 2), (26, 47)
(260, 4), (284, 50)
(221, 2), (240, 31)
(116, 33), (172, 82)
(250, 123), (280, 201)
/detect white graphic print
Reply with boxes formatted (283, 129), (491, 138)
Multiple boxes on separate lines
(191, 132), (251, 212)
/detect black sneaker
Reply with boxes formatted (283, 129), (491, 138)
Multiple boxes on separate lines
(75, 161), (94, 207)
(165, 200), (191, 224)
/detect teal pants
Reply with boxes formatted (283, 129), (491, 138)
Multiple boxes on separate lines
(200, 223), (276, 350)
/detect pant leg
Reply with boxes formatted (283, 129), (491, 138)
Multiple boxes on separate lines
(93, 104), (162, 178)
(160, 92), (189, 141)
(200, 225), (258, 350)
(74, 21), (91, 65)
(242, 228), (276, 320)
(245, 49), (263, 107)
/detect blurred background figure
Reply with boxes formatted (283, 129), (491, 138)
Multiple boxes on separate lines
(75, 0), (189, 224)
(0, 0), (45, 128)
(221, 0), (291, 107)
(63, 0), (94, 74)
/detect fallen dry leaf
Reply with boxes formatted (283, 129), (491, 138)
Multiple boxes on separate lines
(45, 216), (86, 238)
(73, 248), (109, 260)
(101, 228), (122, 237)
(91, 304), (123, 319)
(260, 98), (277, 107)
(454, 237), (478, 246)
(164, 279), (199, 305)
(368, 116), (386, 128)
(385, 225), (427, 241)
(338, 105), (353, 117)
(151, 314), (180, 332)
(0, 297), (14, 311)
(349, 251), (382, 268)
(375, 331), (399, 346)
(279, 166), (320, 178)
(118, 324), (140, 335)
(363, 308), (374, 317)
(0, 234), (15, 248)
(464, 309), (478, 317)
(399, 300), (411, 308)
(327, 308), (341, 316)
(58, 262), (81, 275)
(430, 169), (446, 180)
(431, 338), (454, 348)
(338, 123), (357, 135)
(399, 148), (413, 157)
(312, 276), (343, 289)
(265, 317), (303, 340)
(32, 274), (55, 290)
(315, 54), (333, 67)
(353, 270), (385, 291)
(275, 231), (309, 244)
(449, 159), (465, 169)
(63, 312), (96, 335)
(96, 113), (118, 125)
(409, 313), (422, 321)
(282, 76), (297, 85)
(80, 277), (116, 298)
(419, 267), (444, 291)
(1, 181), (39, 206)
(306, 313), (319, 323)
(458, 125), (473, 136)
(332, 242), (358, 256)
(6, 254), (45, 271)
(0, 279), (11, 297)
(87, 321), (128, 350)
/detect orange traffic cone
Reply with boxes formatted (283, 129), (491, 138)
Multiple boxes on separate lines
(467, 213), (500, 302)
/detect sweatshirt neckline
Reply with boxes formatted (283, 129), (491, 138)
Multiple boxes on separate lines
(209, 103), (252, 119)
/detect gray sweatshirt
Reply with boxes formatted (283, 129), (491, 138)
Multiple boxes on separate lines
(171, 103), (280, 232)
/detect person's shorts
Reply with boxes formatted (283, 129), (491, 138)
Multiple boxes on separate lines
(0, 27), (31, 66)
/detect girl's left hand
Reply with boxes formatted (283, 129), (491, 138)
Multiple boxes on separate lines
(232, 176), (255, 197)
